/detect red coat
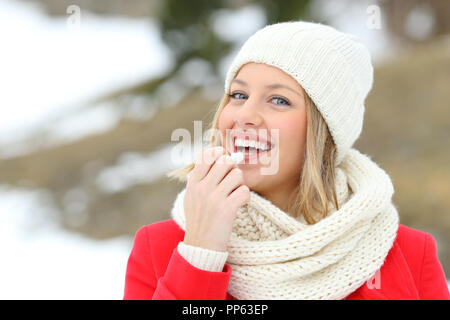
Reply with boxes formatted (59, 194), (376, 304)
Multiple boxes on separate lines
(123, 219), (450, 300)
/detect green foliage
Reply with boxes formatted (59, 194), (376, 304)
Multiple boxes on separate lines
(257, 0), (311, 24)
(156, 0), (312, 88)
(102, 0), (312, 98)
(159, 0), (229, 75)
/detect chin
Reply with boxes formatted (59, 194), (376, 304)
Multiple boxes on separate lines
(239, 167), (267, 191)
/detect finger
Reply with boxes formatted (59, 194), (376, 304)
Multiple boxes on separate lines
(216, 167), (244, 197)
(190, 146), (228, 182)
(204, 154), (237, 187)
(227, 185), (250, 213)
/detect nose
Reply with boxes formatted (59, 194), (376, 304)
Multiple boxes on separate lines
(233, 96), (263, 128)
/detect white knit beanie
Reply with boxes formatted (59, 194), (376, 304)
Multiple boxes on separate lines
(224, 21), (374, 166)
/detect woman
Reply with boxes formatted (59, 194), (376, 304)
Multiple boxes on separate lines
(123, 21), (450, 300)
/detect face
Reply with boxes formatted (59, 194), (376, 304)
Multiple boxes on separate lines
(218, 62), (308, 199)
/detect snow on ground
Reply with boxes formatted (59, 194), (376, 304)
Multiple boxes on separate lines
(95, 140), (203, 194)
(0, 185), (133, 299)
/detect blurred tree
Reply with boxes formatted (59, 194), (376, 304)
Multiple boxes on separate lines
(381, 0), (450, 44)
(160, 0), (229, 72)
(107, 0), (312, 98)
(257, 0), (311, 24)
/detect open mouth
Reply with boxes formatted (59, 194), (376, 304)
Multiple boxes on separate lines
(232, 136), (274, 163)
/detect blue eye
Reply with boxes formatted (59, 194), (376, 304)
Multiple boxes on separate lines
(272, 97), (290, 106)
(228, 92), (247, 100)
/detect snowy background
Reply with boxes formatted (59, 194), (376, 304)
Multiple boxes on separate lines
(0, 0), (448, 299)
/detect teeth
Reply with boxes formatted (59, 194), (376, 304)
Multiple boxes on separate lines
(234, 138), (271, 151)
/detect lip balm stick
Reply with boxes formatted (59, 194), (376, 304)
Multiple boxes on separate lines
(230, 151), (244, 164)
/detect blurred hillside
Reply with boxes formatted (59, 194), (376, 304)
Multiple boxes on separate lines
(354, 35), (450, 270)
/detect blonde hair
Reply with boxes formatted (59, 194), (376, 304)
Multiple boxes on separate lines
(166, 92), (339, 224)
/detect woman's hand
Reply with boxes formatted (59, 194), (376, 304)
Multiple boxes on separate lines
(183, 146), (250, 252)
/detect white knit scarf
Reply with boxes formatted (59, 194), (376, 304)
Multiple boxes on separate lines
(171, 148), (399, 300)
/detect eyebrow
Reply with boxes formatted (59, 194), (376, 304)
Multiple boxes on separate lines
(231, 78), (303, 98)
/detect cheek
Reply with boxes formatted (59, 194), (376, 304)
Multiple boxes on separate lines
(217, 106), (233, 134)
(278, 112), (307, 161)
(217, 106), (234, 143)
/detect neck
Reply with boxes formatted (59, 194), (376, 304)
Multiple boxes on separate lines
(256, 177), (299, 215)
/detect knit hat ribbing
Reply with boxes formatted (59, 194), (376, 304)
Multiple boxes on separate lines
(224, 21), (374, 166)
